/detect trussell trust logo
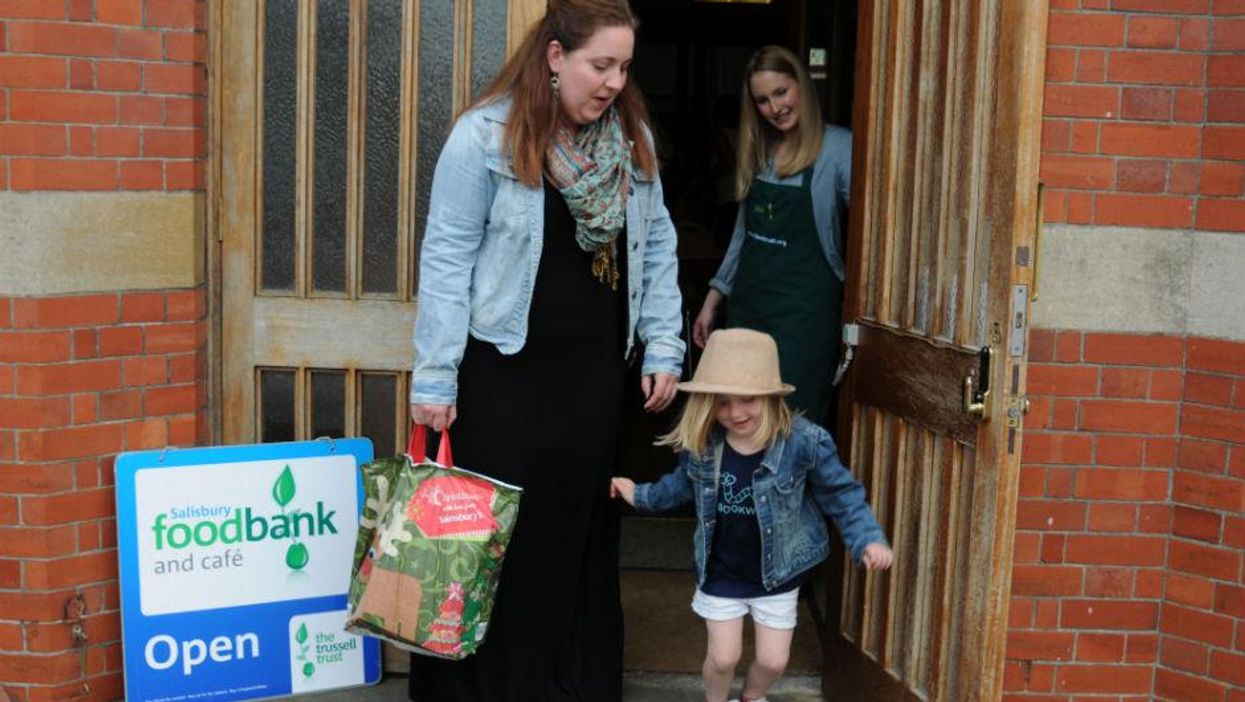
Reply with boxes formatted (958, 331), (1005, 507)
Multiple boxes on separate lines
(149, 465), (339, 573)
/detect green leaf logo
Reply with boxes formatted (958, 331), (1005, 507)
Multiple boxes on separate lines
(273, 465), (296, 507)
(286, 542), (310, 569)
(296, 623), (308, 644)
(303, 661), (315, 677)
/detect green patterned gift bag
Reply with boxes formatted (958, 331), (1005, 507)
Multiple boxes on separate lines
(345, 426), (521, 659)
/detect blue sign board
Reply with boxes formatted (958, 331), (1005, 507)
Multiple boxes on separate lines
(115, 439), (382, 702)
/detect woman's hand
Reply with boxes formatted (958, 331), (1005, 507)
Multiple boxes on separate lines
(610, 477), (636, 506)
(861, 542), (894, 571)
(692, 289), (724, 349)
(641, 372), (678, 413)
(410, 403), (458, 432)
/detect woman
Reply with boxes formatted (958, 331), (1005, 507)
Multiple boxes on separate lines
(691, 46), (851, 427)
(408, 1), (684, 699)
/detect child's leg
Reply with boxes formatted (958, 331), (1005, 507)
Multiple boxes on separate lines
(740, 621), (793, 701)
(703, 617), (744, 702)
(739, 588), (799, 701)
(692, 589), (748, 702)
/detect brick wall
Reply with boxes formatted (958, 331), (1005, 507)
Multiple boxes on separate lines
(0, 0), (206, 191)
(1010, 2), (1243, 700)
(0, 2), (207, 700)
(1040, 0), (1245, 233)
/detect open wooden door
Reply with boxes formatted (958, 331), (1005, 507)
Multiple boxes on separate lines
(822, 2), (1047, 701)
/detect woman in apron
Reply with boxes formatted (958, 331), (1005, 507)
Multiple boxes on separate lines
(692, 45), (852, 427)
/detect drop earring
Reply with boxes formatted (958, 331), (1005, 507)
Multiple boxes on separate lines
(550, 72), (560, 97)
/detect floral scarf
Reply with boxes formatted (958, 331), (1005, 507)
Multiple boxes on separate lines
(545, 108), (632, 290)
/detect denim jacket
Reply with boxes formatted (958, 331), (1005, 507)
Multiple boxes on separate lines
(710, 125), (852, 293)
(411, 97), (686, 405)
(632, 416), (887, 591)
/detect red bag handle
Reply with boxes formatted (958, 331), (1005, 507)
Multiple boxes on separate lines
(407, 422), (453, 466)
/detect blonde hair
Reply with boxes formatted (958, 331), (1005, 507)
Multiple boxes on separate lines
(657, 393), (793, 457)
(469, 0), (656, 187)
(735, 45), (825, 199)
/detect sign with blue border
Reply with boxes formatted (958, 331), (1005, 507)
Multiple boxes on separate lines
(115, 439), (382, 702)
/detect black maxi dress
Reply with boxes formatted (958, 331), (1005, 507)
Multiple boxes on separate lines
(408, 181), (627, 702)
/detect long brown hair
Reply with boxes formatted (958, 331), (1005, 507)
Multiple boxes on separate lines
(735, 45), (824, 199)
(657, 393), (793, 457)
(471, 0), (656, 187)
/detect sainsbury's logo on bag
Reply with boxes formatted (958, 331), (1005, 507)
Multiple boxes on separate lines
(407, 475), (498, 540)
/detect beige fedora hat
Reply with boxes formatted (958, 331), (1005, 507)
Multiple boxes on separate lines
(676, 328), (795, 396)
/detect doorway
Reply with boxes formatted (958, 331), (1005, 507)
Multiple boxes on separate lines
(618, 0), (858, 676)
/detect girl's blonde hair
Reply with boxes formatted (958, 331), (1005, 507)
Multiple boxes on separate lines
(470, 0), (657, 187)
(735, 45), (825, 200)
(657, 393), (793, 457)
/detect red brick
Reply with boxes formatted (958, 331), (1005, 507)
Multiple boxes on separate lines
(165, 160), (204, 190)
(99, 389), (141, 420)
(1216, 583), (1245, 618)
(1226, 516), (1245, 549)
(1161, 636), (1210, 673)
(144, 63), (204, 95)
(1208, 90), (1245, 123)
(1119, 86), (1172, 121)
(120, 159), (164, 190)
(1171, 161), (1202, 194)
(1048, 12), (1126, 47)
(165, 32), (207, 63)
(145, 322), (200, 353)
(1185, 372), (1235, 406)
(7, 22), (117, 57)
(1096, 193), (1194, 228)
(1115, 159), (1167, 194)
(1136, 568), (1165, 599)
(1206, 126), (1245, 159)
(1098, 435), (1144, 465)
(1128, 16), (1180, 48)
(1014, 529), (1041, 561)
(0, 651), (83, 685)
(1161, 602), (1236, 647)
(1182, 404), (1245, 443)
(11, 294), (117, 331)
(147, 0), (200, 28)
(10, 158), (119, 191)
(142, 127), (202, 158)
(0, 55), (67, 88)
(1065, 534), (1167, 566)
(1077, 49), (1108, 83)
(1042, 532), (1067, 563)
(120, 95), (164, 125)
(144, 385), (200, 415)
(1175, 88), (1207, 122)
(1087, 503), (1135, 532)
(1008, 630), (1075, 661)
(125, 417), (168, 450)
(1200, 162), (1245, 197)
(1168, 571), (1216, 608)
(1080, 401), (1178, 435)
(1178, 439), (1229, 473)
(17, 424), (124, 462)
(167, 413), (201, 445)
(1113, 0), (1210, 13)
(69, 58), (94, 90)
(1181, 17), (1213, 50)
(122, 356), (167, 386)
(1197, 198), (1245, 232)
(72, 327), (99, 358)
(1101, 368), (1150, 398)
(72, 393), (98, 424)
(23, 550), (117, 590)
(1068, 192), (1093, 224)
(0, 330), (71, 362)
(0, 463), (75, 493)
(1101, 123), (1201, 159)
(1075, 632), (1125, 663)
(168, 354), (199, 384)
(1055, 331), (1083, 365)
(1127, 634), (1159, 664)
(1022, 433), (1094, 464)
(96, 60), (142, 91)
(1084, 333), (1184, 366)
(1210, 650), (1245, 687)
(0, 0), (66, 19)
(0, 525), (77, 558)
(95, 127), (141, 158)
(1054, 664), (1152, 693)
(98, 326), (143, 356)
(69, 124), (94, 156)
(164, 96), (205, 127)
(1208, 56), (1245, 88)
(1108, 51), (1205, 87)
(1018, 500), (1088, 530)
(0, 396), (71, 429)
(120, 292), (165, 322)
(10, 90), (117, 124)
(18, 488), (114, 526)
(1170, 538), (1242, 581)
(115, 28), (163, 60)
(97, 0), (144, 25)
(16, 359), (123, 396)
(1044, 84), (1119, 119)
(1039, 154), (1114, 189)
(1028, 365), (1099, 396)
(166, 290), (201, 321)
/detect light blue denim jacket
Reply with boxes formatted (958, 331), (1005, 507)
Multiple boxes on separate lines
(411, 97), (685, 405)
(632, 415), (887, 591)
(710, 125), (852, 293)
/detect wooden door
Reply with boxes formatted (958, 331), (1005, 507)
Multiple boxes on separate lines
(215, 0), (543, 449)
(822, 2), (1047, 701)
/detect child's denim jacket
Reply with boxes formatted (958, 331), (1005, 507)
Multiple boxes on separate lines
(632, 416), (887, 592)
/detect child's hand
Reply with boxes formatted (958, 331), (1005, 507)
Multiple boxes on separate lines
(862, 542), (893, 571)
(610, 477), (636, 506)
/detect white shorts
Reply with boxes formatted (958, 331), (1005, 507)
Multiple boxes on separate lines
(691, 588), (800, 630)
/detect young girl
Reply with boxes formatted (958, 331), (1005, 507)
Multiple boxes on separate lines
(611, 329), (892, 702)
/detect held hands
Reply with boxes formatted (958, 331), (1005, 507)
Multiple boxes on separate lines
(410, 403), (457, 432)
(642, 372), (678, 413)
(861, 542), (894, 571)
(609, 477), (636, 506)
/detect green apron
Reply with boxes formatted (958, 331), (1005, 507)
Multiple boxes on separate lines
(726, 168), (843, 426)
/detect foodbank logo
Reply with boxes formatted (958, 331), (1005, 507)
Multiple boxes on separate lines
(150, 465), (338, 571)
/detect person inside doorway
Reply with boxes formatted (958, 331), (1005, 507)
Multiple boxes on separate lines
(407, 0), (685, 699)
(691, 45), (851, 428)
(610, 329), (892, 702)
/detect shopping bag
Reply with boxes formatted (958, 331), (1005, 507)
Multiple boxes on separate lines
(345, 424), (522, 659)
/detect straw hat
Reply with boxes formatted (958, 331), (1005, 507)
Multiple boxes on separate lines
(676, 328), (795, 396)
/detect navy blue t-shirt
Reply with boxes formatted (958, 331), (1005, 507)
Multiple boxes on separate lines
(702, 443), (804, 597)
